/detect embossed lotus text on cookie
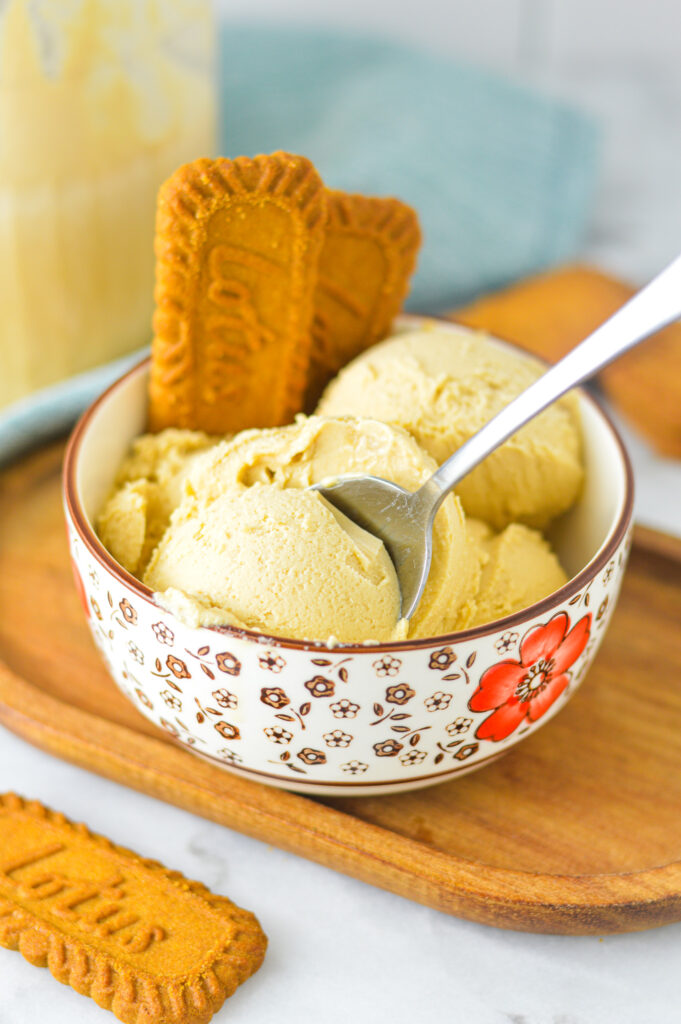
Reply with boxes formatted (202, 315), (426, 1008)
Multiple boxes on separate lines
(149, 153), (327, 434)
(306, 190), (421, 407)
(0, 793), (266, 1024)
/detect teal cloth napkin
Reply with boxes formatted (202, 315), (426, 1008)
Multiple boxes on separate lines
(0, 22), (597, 465)
(219, 25), (598, 312)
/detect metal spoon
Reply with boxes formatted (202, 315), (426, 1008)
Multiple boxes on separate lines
(313, 252), (681, 621)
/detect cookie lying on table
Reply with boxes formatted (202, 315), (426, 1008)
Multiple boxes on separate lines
(0, 793), (266, 1024)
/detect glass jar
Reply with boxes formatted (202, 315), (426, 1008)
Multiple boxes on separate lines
(0, 0), (215, 407)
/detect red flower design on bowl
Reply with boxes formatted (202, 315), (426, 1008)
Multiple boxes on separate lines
(470, 612), (591, 742)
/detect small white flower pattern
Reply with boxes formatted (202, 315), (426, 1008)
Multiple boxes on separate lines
(218, 748), (243, 766)
(495, 631), (519, 654)
(259, 652), (285, 673)
(127, 641), (144, 665)
(399, 749), (427, 767)
(446, 717), (473, 737)
(323, 729), (353, 748)
(151, 622), (174, 646)
(330, 699), (360, 719)
(264, 726), (293, 745)
(212, 689), (237, 710)
(373, 655), (401, 677)
(161, 690), (182, 711)
(341, 760), (368, 775)
(424, 691), (452, 712)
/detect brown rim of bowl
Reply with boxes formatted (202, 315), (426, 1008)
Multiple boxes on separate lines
(63, 319), (635, 655)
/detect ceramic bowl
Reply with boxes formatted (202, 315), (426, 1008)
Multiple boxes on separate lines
(63, 318), (634, 796)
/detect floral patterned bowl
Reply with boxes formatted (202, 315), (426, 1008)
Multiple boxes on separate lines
(63, 320), (634, 796)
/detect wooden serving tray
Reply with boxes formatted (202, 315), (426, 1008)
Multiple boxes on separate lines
(2, 442), (681, 935)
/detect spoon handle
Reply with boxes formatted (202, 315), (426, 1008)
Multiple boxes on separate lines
(428, 251), (681, 502)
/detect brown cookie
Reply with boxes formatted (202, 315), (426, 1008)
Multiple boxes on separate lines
(0, 793), (266, 1024)
(305, 190), (421, 408)
(149, 153), (327, 434)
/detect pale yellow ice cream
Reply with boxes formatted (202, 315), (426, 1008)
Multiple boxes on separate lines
(317, 324), (583, 531)
(97, 429), (214, 575)
(146, 485), (406, 642)
(467, 520), (568, 627)
(141, 417), (480, 643)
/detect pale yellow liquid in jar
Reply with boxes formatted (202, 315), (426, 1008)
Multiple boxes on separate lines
(0, 0), (215, 407)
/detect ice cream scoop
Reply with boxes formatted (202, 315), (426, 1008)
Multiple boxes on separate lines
(141, 416), (480, 643)
(317, 325), (583, 531)
(314, 253), (681, 620)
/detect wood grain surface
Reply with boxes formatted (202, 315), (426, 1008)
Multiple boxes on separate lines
(1, 442), (681, 934)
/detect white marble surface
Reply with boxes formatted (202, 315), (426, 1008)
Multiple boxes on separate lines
(3, 4), (681, 1022)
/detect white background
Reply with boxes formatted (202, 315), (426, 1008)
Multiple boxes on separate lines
(3, 2), (681, 1022)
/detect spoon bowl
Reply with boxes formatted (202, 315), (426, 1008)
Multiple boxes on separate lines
(312, 475), (441, 620)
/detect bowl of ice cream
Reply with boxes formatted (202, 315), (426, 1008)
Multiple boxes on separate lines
(63, 317), (633, 796)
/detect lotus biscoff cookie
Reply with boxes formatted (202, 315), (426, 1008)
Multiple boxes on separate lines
(305, 190), (421, 408)
(0, 793), (266, 1024)
(149, 152), (327, 434)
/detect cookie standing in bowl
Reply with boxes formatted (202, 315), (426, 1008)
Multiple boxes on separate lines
(149, 153), (327, 434)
